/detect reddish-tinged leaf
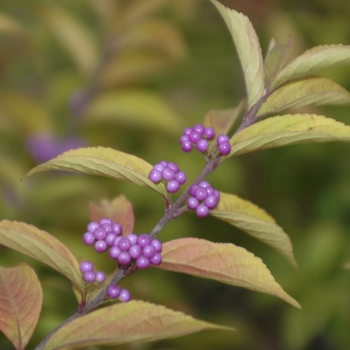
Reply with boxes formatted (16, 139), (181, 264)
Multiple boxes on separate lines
(89, 195), (135, 235)
(159, 238), (300, 308)
(258, 77), (350, 117)
(0, 220), (83, 300)
(211, 192), (297, 267)
(43, 301), (232, 349)
(23, 147), (167, 198)
(0, 263), (42, 350)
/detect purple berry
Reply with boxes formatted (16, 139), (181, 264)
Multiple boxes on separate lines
(87, 222), (99, 233)
(150, 253), (162, 266)
(119, 288), (131, 302)
(112, 223), (122, 236)
(107, 284), (121, 299)
(175, 171), (187, 185)
(109, 246), (121, 260)
(126, 233), (138, 245)
(162, 167), (175, 181)
(196, 139), (209, 152)
(167, 162), (179, 173)
(189, 131), (201, 143)
(193, 123), (205, 134)
(106, 233), (117, 246)
(79, 260), (94, 273)
(113, 236), (122, 247)
(205, 194), (219, 209)
(95, 240), (108, 253)
(136, 256), (150, 270)
(159, 160), (168, 167)
(118, 238), (131, 252)
(83, 232), (95, 245)
(183, 127), (193, 136)
(167, 180), (180, 193)
(187, 196), (199, 209)
(206, 186), (215, 195)
(100, 223), (113, 233)
(94, 227), (107, 240)
(181, 140), (193, 152)
(95, 271), (106, 283)
(217, 134), (230, 144)
(198, 180), (210, 188)
(195, 187), (208, 201)
(148, 169), (162, 183)
(138, 234), (151, 247)
(143, 245), (156, 259)
(196, 204), (209, 217)
(189, 185), (199, 196)
(180, 135), (189, 143)
(218, 142), (231, 155)
(100, 218), (112, 225)
(129, 244), (142, 259)
(151, 239), (162, 252)
(214, 190), (220, 199)
(117, 251), (132, 265)
(153, 163), (165, 172)
(204, 127), (215, 140)
(83, 271), (96, 283)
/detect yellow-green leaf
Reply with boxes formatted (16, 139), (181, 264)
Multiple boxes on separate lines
(43, 301), (232, 349)
(159, 238), (300, 308)
(258, 77), (350, 117)
(89, 195), (135, 235)
(211, 192), (296, 266)
(228, 114), (350, 158)
(0, 263), (42, 350)
(84, 90), (184, 135)
(0, 220), (83, 299)
(211, 0), (265, 109)
(0, 13), (27, 36)
(24, 147), (168, 198)
(271, 44), (350, 89)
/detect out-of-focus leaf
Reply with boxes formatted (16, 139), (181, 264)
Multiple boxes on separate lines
(119, 19), (186, 60)
(344, 262), (350, 270)
(100, 51), (169, 87)
(0, 13), (27, 35)
(0, 263), (42, 350)
(24, 147), (168, 198)
(210, 192), (296, 266)
(0, 220), (83, 299)
(89, 195), (135, 235)
(211, 0), (265, 109)
(43, 301), (232, 349)
(264, 37), (291, 84)
(258, 77), (350, 117)
(227, 114), (350, 158)
(159, 238), (300, 308)
(37, 4), (98, 75)
(271, 44), (350, 89)
(84, 90), (184, 135)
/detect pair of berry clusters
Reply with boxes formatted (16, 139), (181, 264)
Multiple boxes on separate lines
(187, 180), (220, 217)
(148, 160), (187, 193)
(180, 123), (232, 156)
(82, 218), (163, 302)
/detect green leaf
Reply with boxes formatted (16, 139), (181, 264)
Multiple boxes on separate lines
(23, 147), (168, 198)
(211, 0), (265, 109)
(37, 3), (98, 75)
(0, 13), (27, 36)
(84, 89), (184, 135)
(258, 77), (350, 117)
(0, 220), (83, 300)
(264, 37), (291, 84)
(271, 44), (350, 89)
(89, 195), (135, 235)
(43, 301), (232, 349)
(0, 263), (42, 350)
(210, 192), (296, 266)
(159, 238), (300, 308)
(227, 114), (350, 158)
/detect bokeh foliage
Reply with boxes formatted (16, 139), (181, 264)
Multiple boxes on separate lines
(0, 0), (350, 349)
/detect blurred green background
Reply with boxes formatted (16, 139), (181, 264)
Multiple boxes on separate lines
(1, 0), (350, 349)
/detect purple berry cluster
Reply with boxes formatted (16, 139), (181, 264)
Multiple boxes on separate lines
(148, 160), (187, 193)
(180, 123), (232, 156)
(79, 260), (106, 283)
(187, 180), (220, 217)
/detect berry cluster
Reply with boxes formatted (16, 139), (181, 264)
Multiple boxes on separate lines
(187, 180), (220, 217)
(148, 160), (187, 193)
(180, 124), (215, 153)
(180, 123), (232, 156)
(79, 260), (106, 283)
